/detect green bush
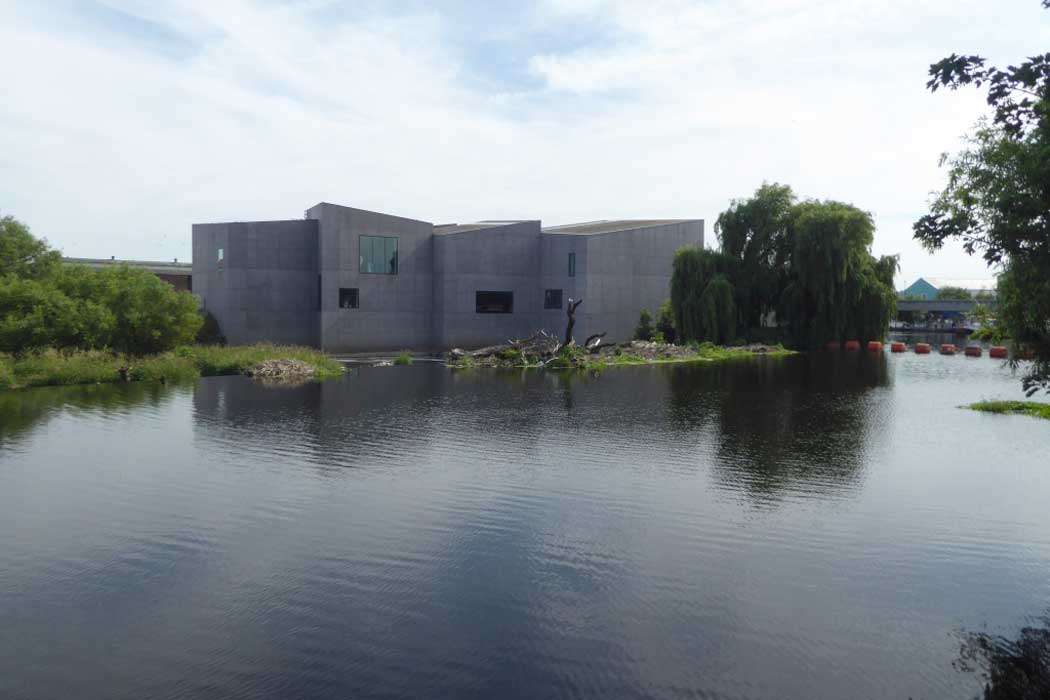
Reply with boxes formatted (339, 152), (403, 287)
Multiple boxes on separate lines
(635, 309), (654, 341)
(394, 351), (413, 365)
(195, 309), (226, 345)
(655, 299), (677, 344)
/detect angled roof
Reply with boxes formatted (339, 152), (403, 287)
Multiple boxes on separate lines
(433, 220), (535, 235)
(542, 219), (698, 235)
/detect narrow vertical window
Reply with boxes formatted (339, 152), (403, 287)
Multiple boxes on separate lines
(217, 247), (225, 267)
(568, 252), (575, 277)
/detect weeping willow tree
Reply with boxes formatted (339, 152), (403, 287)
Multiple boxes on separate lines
(780, 200), (898, 349)
(670, 247), (739, 344)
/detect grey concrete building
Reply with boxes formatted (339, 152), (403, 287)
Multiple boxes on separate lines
(192, 202), (702, 352)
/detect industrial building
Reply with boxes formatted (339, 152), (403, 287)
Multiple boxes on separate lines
(192, 202), (703, 352)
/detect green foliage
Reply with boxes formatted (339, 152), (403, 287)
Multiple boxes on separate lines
(698, 274), (737, 344)
(651, 331), (666, 344)
(936, 286), (973, 300)
(0, 214), (61, 280)
(394, 351), (413, 365)
(655, 299), (676, 344)
(0, 343), (343, 390)
(917, 22), (1050, 393)
(634, 308), (654, 341)
(780, 201), (897, 348)
(715, 182), (795, 328)
(670, 247), (740, 344)
(0, 217), (202, 355)
(968, 400), (1050, 421)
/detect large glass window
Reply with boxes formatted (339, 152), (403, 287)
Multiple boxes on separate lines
(568, 252), (576, 277)
(359, 235), (398, 274)
(476, 291), (514, 314)
(544, 289), (563, 309)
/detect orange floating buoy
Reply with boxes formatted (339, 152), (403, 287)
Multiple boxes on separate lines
(826, 341), (840, 351)
(964, 345), (982, 357)
(940, 343), (957, 355)
(990, 345), (1008, 359)
(844, 340), (860, 351)
(1019, 348), (1036, 360)
(890, 342), (906, 353)
(867, 340), (883, 352)
(915, 343), (931, 354)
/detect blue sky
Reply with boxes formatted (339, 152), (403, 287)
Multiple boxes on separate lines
(2, 0), (1049, 285)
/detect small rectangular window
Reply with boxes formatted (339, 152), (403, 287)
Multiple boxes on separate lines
(476, 291), (513, 314)
(359, 235), (398, 274)
(544, 289), (563, 309)
(217, 247), (225, 266)
(568, 252), (576, 277)
(339, 288), (359, 309)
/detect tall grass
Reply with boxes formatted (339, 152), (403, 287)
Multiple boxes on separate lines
(393, 351), (413, 366)
(968, 400), (1050, 420)
(0, 343), (343, 391)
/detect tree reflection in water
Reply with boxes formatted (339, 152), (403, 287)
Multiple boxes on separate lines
(956, 611), (1050, 700)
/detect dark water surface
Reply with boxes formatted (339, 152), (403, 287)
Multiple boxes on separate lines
(2, 353), (1050, 699)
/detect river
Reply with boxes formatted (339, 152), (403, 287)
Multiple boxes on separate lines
(2, 351), (1049, 699)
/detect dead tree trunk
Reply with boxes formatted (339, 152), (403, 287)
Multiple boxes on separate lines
(564, 299), (583, 347)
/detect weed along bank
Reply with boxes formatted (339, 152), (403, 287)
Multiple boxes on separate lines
(192, 202), (703, 352)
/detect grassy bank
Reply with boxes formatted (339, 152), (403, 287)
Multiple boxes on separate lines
(449, 341), (793, 370)
(0, 344), (344, 390)
(967, 400), (1050, 421)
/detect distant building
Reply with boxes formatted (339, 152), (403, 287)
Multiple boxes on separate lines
(898, 276), (996, 300)
(192, 202), (703, 352)
(63, 257), (192, 292)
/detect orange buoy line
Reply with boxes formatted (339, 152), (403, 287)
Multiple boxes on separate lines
(867, 341), (883, 352)
(964, 345), (982, 357)
(990, 346), (1008, 359)
(915, 342), (931, 354)
(890, 341), (906, 352)
(844, 340), (860, 351)
(940, 343), (957, 355)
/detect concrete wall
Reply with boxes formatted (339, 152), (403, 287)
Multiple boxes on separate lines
(433, 222), (542, 348)
(537, 233), (588, 342)
(192, 219), (319, 346)
(308, 203), (434, 352)
(571, 221), (703, 343)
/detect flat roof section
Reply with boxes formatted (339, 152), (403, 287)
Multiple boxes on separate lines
(542, 219), (698, 235)
(64, 257), (192, 274)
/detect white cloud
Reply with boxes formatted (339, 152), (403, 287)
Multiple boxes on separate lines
(2, 0), (1048, 284)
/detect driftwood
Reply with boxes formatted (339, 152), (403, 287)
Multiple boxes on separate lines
(564, 298), (583, 347)
(468, 330), (562, 359)
(583, 332), (607, 352)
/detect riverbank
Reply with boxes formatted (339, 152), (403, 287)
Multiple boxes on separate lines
(967, 400), (1050, 421)
(448, 340), (793, 370)
(0, 344), (344, 390)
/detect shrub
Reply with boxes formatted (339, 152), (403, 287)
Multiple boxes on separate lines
(195, 309), (226, 345)
(635, 309), (654, 341)
(394, 351), (413, 365)
(656, 299), (677, 344)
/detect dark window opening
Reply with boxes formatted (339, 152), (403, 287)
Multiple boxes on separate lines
(359, 235), (398, 274)
(568, 252), (576, 277)
(339, 287), (359, 309)
(476, 291), (513, 314)
(544, 289), (563, 309)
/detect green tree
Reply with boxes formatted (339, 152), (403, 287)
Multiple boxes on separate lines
(670, 247), (740, 343)
(655, 299), (677, 344)
(0, 276), (113, 352)
(715, 183), (795, 328)
(915, 5), (1050, 393)
(0, 214), (61, 280)
(936, 286), (973, 300)
(51, 264), (202, 355)
(780, 200), (896, 349)
(634, 308), (654, 341)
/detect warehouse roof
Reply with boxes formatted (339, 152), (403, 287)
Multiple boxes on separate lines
(63, 257), (192, 275)
(542, 219), (698, 235)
